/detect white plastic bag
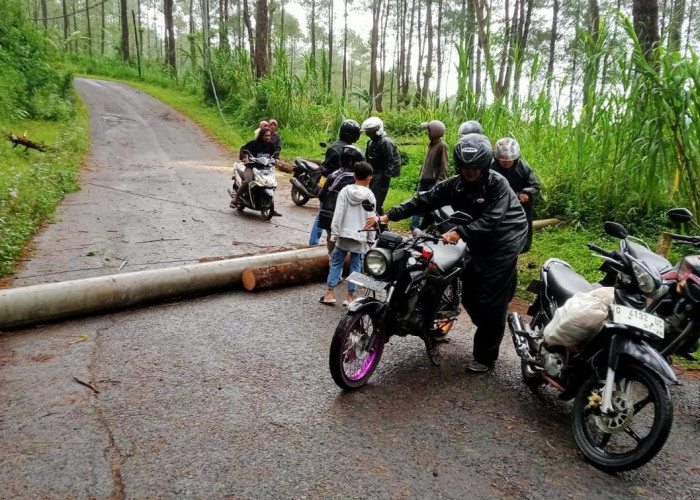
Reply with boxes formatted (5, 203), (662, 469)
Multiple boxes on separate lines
(543, 287), (615, 347)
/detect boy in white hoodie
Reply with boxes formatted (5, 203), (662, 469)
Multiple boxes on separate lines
(320, 162), (376, 306)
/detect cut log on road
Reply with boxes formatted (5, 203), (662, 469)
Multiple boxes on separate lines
(276, 160), (294, 174)
(533, 218), (562, 230)
(242, 256), (330, 291)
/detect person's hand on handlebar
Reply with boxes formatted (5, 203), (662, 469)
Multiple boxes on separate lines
(364, 214), (389, 230)
(442, 230), (461, 244)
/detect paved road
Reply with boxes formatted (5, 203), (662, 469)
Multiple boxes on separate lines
(1, 79), (699, 499)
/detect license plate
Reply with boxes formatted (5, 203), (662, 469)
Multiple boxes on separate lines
(345, 272), (387, 293)
(612, 305), (665, 339)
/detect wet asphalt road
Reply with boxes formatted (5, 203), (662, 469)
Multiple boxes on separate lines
(1, 79), (700, 499)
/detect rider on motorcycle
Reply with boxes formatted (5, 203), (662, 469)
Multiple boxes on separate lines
(231, 127), (280, 214)
(366, 133), (528, 372)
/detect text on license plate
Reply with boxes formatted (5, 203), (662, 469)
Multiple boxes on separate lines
(345, 272), (387, 293)
(612, 305), (665, 339)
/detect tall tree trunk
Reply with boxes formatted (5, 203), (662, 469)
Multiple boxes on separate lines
(85, 0), (92, 55)
(254, 0), (269, 77)
(328, 0), (334, 92)
(435, 0), (443, 104)
(420, 0), (433, 106)
(633, 0), (660, 57)
(686, 0), (696, 55)
(667, 0), (685, 51)
(121, 0), (130, 61)
(164, 0), (177, 75)
(466, 0), (476, 96)
(242, 0), (255, 67)
(512, 0), (533, 100)
(62, 0), (69, 50)
(189, 0), (197, 66)
(101, 0), (105, 55)
(342, 0), (348, 99)
(472, 0), (499, 98)
(41, 0), (47, 28)
(497, 0), (512, 97)
(376, 0), (390, 111)
(547, 0), (560, 99)
(72, 0), (77, 52)
(402, 0), (416, 105)
(311, 0), (316, 63)
(369, 0), (382, 111)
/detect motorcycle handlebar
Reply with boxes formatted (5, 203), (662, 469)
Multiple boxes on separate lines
(588, 243), (616, 258)
(671, 233), (700, 245)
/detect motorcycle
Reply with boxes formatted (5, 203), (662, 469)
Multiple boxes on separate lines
(508, 241), (676, 472)
(595, 209), (700, 359)
(329, 204), (471, 390)
(289, 142), (327, 206)
(229, 156), (278, 220)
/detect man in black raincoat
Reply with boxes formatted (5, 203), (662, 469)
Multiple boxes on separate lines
(366, 133), (528, 372)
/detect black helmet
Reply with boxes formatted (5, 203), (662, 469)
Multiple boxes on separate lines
(339, 119), (361, 144)
(458, 120), (484, 137)
(453, 133), (493, 171)
(340, 144), (364, 169)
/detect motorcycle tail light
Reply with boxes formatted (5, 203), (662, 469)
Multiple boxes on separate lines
(421, 246), (434, 260)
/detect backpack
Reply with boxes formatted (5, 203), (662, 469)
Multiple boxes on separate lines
(318, 171), (355, 230)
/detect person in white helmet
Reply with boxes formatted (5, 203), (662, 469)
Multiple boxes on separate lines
(360, 117), (401, 215)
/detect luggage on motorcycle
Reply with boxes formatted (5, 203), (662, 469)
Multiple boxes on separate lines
(543, 287), (614, 346)
(318, 171), (355, 230)
(376, 231), (403, 250)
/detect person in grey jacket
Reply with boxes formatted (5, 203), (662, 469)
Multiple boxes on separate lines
(411, 120), (449, 230)
(361, 117), (401, 215)
(492, 137), (541, 253)
(365, 134), (528, 372)
(320, 162), (376, 306)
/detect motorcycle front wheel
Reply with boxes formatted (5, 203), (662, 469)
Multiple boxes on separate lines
(572, 362), (673, 472)
(329, 312), (385, 390)
(291, 185), (310, 206)
(260, 201), (275, 220)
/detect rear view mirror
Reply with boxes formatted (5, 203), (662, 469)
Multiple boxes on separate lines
(449, 211), (472, 225)
(667, 207), (693, 225)
(319, 142), (328, 148)
(362, 199), (376, 213)
(604, 221), (629, 239)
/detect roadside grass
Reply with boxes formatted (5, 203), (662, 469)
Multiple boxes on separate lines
(0, 99), (89, 277)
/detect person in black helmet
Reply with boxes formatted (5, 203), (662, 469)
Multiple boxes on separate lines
(365, 133), (528, 372)
(309, 119), (362, 245)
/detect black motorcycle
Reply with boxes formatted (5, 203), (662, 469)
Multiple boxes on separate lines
(595, 210), (700, 359)
(229, 156), (278, 220)
(289, 142), (327, 206)
(508, 243), (676, 472)
(329, 207), (471, 390)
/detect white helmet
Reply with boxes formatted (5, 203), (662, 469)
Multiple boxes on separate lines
(360, 117), (385, 137)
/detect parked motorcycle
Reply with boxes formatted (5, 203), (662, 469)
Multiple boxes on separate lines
(329, 204), (471, 390)
(229, 156), (278, 220)
(508, 243), (676, 471)
(594, 209), (700, 359)
(289, 142), (327, 206)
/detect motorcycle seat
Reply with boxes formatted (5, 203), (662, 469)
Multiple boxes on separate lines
(625, 240), (673, 273)
(297, 158), (321, 171)
(432, 240), (467, 273)
(544, 259), (595, 307)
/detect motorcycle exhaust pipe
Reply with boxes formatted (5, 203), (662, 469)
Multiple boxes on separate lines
(290, 177), (313, 198)
(508, 312), (537, 363)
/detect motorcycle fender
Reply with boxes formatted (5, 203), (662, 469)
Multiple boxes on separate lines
(262, 188), (275, 198)
(346, 297), (386, 318)
(610, 335), (677, 383)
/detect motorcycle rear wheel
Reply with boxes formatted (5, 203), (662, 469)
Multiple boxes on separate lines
(291, 185), (310, 206)
(572, 362), (673, 472)
(329, 312), (385, 390)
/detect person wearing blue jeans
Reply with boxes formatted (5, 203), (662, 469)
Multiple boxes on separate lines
(320, 162), (376, 306)
(309, 202), (324, 245)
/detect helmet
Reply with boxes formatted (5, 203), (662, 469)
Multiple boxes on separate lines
(494, 137), (520, 162)
(339, 119), (361, 143)
(340, 144), (365, 170)
(360, 116), (385, 137)
(419, 120), (446, 139)
(453, 133), (493, 171)
(458, 120), (484, 137)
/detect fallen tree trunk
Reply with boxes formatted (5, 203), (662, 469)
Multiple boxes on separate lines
(533, 218), (562, 230)
(242, 255), (331, 291)
(275, 160), (294, 174)
(5, 132), (49, 152)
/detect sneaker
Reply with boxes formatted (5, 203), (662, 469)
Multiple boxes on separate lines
(465, 359), (491, 373)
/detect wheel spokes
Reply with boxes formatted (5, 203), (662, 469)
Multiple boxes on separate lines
(633, 394), (653, 414)
(597, 432), (612, 449)
(625, 427), (642, 444)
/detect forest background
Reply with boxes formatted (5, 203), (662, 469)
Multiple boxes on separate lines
(1, 0), (699, 286)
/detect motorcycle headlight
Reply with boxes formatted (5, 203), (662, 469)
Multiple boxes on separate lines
(365, 249), (389, 276)
(631, 259), (661, 294)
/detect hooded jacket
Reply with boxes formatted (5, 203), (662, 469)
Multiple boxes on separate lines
(330, 184), (377, 247)
(491, 158), (540, 199)
(366, 136), (401, 177)
(386, 170), (527, 258)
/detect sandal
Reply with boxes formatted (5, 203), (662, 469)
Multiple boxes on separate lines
(319, 296), (337, 306)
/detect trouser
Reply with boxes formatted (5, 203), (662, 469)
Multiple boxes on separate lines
(369, 172), (391, 215)
(410, 180), (436, 229)
(327, 247), (363, 293)
(460, 255), (519, 367)
(309, 202), (324, 245)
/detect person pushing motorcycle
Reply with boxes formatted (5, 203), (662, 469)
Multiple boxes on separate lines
(365, 133), (528, 372)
